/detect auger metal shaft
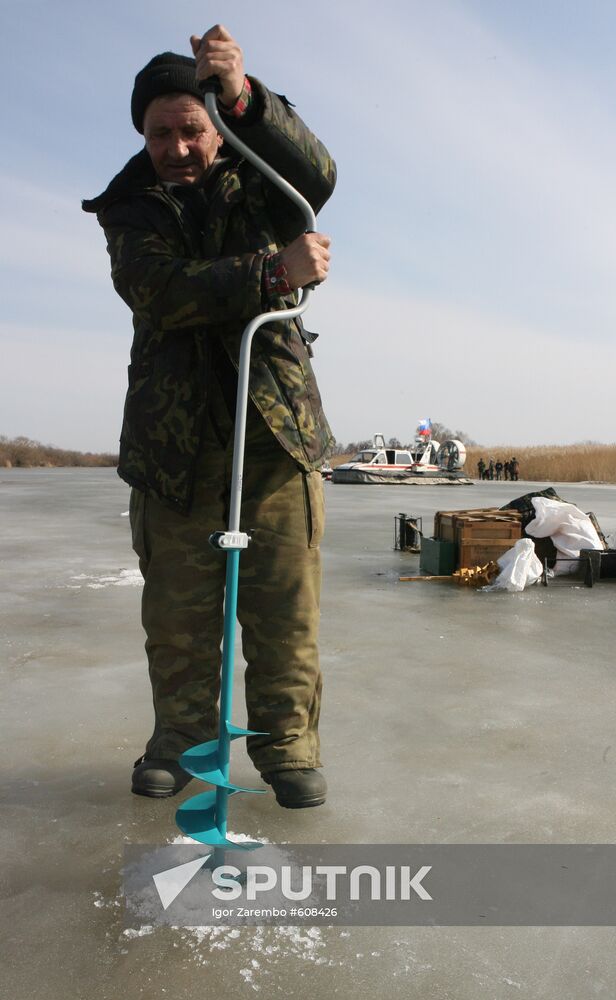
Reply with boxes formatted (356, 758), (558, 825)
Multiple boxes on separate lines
(215, 548), (240, 839)
(175, 82), (319, 848)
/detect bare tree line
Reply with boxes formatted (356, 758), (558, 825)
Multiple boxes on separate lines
(0, 436), (118, 468)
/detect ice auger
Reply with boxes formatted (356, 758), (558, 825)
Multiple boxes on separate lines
(175, 78), (320, 850)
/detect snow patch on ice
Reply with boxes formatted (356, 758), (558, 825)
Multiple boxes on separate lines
(69, 569), (143, 589)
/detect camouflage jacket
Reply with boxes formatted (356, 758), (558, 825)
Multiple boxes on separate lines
(82, 77), (336, 513)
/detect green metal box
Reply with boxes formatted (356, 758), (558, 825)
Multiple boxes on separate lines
(419, 537), (456, 576)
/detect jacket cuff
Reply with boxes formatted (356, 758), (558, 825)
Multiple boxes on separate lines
(218, 76), (253, 119)
(262, 252), (292, 300)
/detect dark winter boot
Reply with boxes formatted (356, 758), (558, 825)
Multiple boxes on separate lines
(262, 768), (327, 808)
(131, 756), (193, 798)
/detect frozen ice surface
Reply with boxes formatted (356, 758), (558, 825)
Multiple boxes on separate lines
(3, 469), (616, 999)
(69, 569), (143, 589)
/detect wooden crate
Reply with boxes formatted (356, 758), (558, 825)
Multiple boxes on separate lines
(434, 508), (522, 569)
(456, 519), (522, 569)
(435, 508), (521, 543)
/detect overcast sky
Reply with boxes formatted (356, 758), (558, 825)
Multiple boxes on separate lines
(2, 0), (615, 451)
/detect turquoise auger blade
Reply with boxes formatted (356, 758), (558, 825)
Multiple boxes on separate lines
(226, 722), (269, 738)
(178, 741), (267, 793)
(176, 790), (261, 849)
(174, 549), (268, 845)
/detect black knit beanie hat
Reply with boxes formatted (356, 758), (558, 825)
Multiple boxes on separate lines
(131, 52), (203, 133)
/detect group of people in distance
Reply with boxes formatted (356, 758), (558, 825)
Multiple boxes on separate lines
(477, 457), (519, 481)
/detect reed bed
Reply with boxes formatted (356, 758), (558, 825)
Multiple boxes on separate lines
(465, 444), (616, 483)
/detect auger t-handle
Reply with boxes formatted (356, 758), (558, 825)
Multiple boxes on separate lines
(199, 76), (319, 532)
(200, 79), (319, 288)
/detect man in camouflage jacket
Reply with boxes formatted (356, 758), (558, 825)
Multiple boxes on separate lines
(83, 26), (336, 807)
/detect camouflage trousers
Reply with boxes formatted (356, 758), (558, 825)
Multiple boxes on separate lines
(129, 372), (324, 773)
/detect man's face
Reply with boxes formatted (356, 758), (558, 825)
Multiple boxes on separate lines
(143, 93), (223, 185)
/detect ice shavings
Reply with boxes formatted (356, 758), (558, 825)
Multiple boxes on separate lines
(171, 831), (270, 846)
(178, 924), (329, 977)
(112, 830), (335, 986)
(240, 964), (258, 988)
(123, 925), (155, 939)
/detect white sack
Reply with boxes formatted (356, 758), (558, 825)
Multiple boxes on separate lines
(526, 497), (603, 575)
(483, 537), (543, 592)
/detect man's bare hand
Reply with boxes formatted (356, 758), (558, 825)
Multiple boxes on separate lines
(190, 25), (245, 108)
(280, 233), (331, 289)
